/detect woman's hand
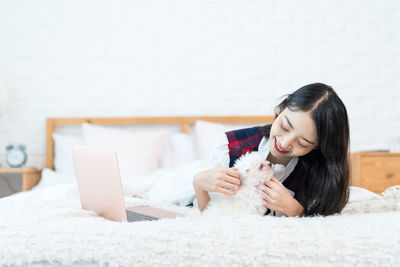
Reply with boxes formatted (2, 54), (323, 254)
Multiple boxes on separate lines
(193, 167), (241, 195)
(260, 177), (304, 217)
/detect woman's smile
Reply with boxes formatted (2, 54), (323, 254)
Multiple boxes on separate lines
(274, 137), (289, 154)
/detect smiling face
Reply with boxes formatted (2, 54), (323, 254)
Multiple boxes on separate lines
(269, 108), (318, 162)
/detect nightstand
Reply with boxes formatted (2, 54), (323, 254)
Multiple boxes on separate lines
(350, 152), (400, 193)
(0, 168), (42, 191)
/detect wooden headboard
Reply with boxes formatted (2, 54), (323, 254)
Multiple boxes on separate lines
(46, 116), (275, 170)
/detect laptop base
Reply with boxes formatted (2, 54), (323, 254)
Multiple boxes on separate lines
(126, 210), (159, 222)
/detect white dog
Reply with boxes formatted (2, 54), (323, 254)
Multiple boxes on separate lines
(202, 152), (285, 216)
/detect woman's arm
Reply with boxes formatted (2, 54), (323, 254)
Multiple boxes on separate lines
(193, 181), (211, 212)
(193, 167), (241, 212)
(285, 198), (304, 217)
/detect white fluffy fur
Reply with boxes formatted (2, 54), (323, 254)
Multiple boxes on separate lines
(202, 152), (285, 216)
(1, 184), (400, 266)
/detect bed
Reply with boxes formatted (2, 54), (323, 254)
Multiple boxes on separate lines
(1, 116), (400, 266)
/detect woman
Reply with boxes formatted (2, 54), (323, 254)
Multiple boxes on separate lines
(193, 83), (350, 217)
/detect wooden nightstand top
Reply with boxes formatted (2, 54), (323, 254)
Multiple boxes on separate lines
(0, 168), (42, 191)
(351, 151), (400, 157)
(0, 168), (41, 174)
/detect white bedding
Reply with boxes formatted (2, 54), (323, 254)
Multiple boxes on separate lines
(1, 183), (400, 266)
(34, 157), (210, 207)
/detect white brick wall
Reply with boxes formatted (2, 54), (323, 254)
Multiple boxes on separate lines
(0, 0), (399, 168)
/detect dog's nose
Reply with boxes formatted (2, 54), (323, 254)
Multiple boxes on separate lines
(261, 161), (272, 168)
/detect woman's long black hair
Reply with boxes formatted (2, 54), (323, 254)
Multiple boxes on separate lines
(263, 83), (350, 216)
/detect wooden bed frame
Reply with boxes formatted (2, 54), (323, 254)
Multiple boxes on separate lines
(45, 116), (275, 170)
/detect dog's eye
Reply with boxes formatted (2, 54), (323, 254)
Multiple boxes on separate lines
(258, 164), (263, 170)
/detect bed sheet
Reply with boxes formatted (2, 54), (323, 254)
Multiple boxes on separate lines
(1, 183), (400, 266)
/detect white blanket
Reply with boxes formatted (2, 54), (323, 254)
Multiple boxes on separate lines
(1, 184), (400, 266)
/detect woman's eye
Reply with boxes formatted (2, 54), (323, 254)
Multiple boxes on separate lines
(298, 142), (308, 148)
(280, 123), (289, 132)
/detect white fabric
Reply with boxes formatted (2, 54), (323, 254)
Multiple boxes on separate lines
(159, 132), (197, 168)
(342, 185), (400, 214)
(1, 185), (400, 266)
(32, 168), (76, 190)
(82, 123), (167, 179)
(53, 132), (84, 176)
(145, 159), (210, 206)
(348, 185), (382, 202)
(53, 127), (197, 175)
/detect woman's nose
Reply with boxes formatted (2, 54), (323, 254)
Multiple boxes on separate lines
(281, 135), (295, 150)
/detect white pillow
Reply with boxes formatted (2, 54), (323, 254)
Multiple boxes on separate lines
(33, 168), (76, 191)
(53, 132), (84, 176)
(348, 186), (382, 202)
(160, 133), (197, 169)
(145, 159), (210, 206)
(82, 123), (167, 180)
(194, 120), (242, 159)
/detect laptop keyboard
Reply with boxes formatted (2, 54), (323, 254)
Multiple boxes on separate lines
(126, 210), (159, 222)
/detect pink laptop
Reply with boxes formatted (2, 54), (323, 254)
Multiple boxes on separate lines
(72, 146), (183, 222)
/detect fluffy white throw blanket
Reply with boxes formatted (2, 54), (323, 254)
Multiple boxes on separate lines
(1, 185), (400, 266)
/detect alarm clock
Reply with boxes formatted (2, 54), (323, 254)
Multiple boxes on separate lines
(6, 144), (27, 168)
